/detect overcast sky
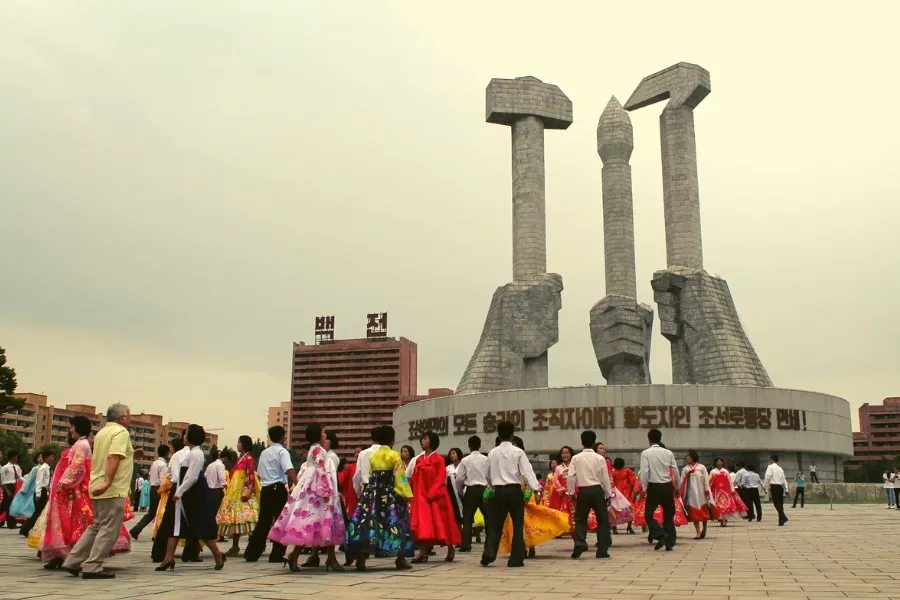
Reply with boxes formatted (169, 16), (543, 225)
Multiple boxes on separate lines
(2, 2), (898, 447)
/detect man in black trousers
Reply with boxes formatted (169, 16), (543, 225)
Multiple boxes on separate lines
(568, 430), (611, 559)
(480, 421), (541, 568)
(639, 429), (679, 551)
(21, 450), (55, 537)
(455, 435), (488, 553)
(130, 444), (169, 540)
(244, 426), (297, 563)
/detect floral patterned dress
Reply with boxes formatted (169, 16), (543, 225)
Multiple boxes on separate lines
(709, 468), (747, 519)
(268, 443), (345, 547)
(216, 452), (260, 536)
(345, 446), (414, 558)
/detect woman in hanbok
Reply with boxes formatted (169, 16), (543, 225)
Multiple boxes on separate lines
(554, 446), (598, 534)
(445, 448), (465, 532)
(270, 424), (346, 573)
(541, 459), (560, 509)
(9, 465), (37, 522)
(499, 437), (569, 557)
(709, 458), (746, 526)
(139, 470), (151, 511)
(35, 417), (131, 567)
(345, 426), (413, 571)
(400, 445), (415, 472)
(611, 458), (638, 534)
(156, 424), (226, 571)
(409, 432), (461, 563)
(216, 435), (260, 557)
(680, 450), (711, 539)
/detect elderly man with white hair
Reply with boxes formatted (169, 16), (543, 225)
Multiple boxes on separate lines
(61, 403), (136, 579)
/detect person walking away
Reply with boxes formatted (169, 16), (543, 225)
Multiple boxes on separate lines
(763, 455), (789, 526)
(893, 468), (900, 510)
(243, 426), (296, 563)
(1, 452), (23, 529)
(129, 445), (169, 540)
(883, 470), (895, 508)
(204, 448), (227, 540)
(741, 466), (763, 522)
(155, 424), (225, 571)
(480, 421), (542, 568)
(569, 430), (612, 559)
(792, 472), (806, 508)
(639, 429), (679, 551)
(809, 464), (819, 484)
(455, 435), (489, 552)
(132, 473), (144, 512)
(217, 436), (259, 557)
(61, 403), (135, 579)
(21, 451), (55, 536)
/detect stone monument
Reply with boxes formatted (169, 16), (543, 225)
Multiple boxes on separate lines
(456, 77), (572, 394)
(590, 96), (654, 384)
(624, 62), (772, 386)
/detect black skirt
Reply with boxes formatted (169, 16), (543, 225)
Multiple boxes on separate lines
(177, 466), (218, 540)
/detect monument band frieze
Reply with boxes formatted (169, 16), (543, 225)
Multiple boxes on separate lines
(407, 406), (808, 441)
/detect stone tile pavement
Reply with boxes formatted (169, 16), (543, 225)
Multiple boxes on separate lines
(0, 504), (898, 600)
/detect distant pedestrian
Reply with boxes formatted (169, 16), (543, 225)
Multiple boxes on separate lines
(132, 472), (144, 511)
(893, 468), (900, 510)
(739, 466), (763, 522)
(61, 403), (135, 579)
(809, 464), (819, 484)
(792, 472), (806, 508)
(883, 470), (895, 508)
(1, 452), (23, 529)
(763, 455), (789, 526)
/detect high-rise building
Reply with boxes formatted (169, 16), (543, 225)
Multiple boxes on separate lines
(267, 401), (291, 445)
(1, 394), (217, 471)
(290, 336), (433, 458)
(851, 397), (900, 462)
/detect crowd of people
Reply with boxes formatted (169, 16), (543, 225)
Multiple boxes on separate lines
(0, 404), (805, 579)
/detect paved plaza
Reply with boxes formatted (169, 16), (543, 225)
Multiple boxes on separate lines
(0, 504), (897, 600)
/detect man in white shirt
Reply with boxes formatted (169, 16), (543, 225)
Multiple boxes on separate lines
(883, 469), (895, 508)
(20, 450), (55, 537)
(130, 444), (170, 540)
(353, 427), (382, 497)
(568, 431), (612, 559)
(740, 465), (763, 522)
(205, 448), (227, 538)
(809, 463), (819, 483)
(480, 421), (541, 569)
(639, 429), (679, 551)
(244, 425), (297, 563)
(763, 455), (789, 526)
(455, 435), (489, 552)
(1, 452), (23, 529)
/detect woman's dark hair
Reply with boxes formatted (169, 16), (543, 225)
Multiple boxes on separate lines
(448, 448), (464, 463)
(305, 424), (323, 446)
(70, 416), (91, 437)
(513, 436), (524, 451)
(327, 431), (339, 450)
(373, 426), (395, 446)
(238, 435), (253, 453)
(714, 456), (724, 466)
(613, 457), (625, 469)
(687, 449), (699, 462)
(559, 446), (575, 462)
(400, 445), (415, 462)
(422, 431), (440, 452)
(186, 424), (206, 446)
(338, 457), (347, 473)
(209, 448), (220, 461)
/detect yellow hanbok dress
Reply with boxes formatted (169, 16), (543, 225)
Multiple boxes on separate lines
(499, 484), (569, 554)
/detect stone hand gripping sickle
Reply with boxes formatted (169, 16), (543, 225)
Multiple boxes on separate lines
(624, 63), (771, 387)
(456, 77), (571, 395)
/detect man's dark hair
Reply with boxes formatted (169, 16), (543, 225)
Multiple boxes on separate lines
(736, 461), (745, 469)
(467, 435), (481, 451)
(497, 420), (515, 441)
(6, 451), (17, 461)
(770, 454), (779, 462)
(613, 457), (625, 469)
(41, 450), (55, 460)
(171, 437), (185, 452)
(647, 428), (662, 444)
(157, 444), (170, 459)
(268, 425), (286, 444)
(422, 431), (440, 452)
(581, 430), (597, 448)
(373, 426), (395, 446)
(305, 424), (323, 446)
(70, 416), (91, 437)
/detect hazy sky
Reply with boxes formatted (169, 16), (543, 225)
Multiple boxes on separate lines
(2, 2), (898, 446)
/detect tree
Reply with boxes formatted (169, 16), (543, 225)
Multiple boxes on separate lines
(0, 347), (24, 415)
(0, 430), (28, 466)
(249, 438), (267, 465)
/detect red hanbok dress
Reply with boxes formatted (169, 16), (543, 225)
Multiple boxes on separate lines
(708, 468), (747, 519)
(338, 461), (358, 519)
(409, 452), (461, 546)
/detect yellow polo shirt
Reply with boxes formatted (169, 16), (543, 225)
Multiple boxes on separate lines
(89, 421), (134, 499)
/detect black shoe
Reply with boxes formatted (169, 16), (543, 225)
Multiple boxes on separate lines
(527, 548), (535, 559)
(61, 565), (81, 577)
(129, 529), (139, 541)
(654, 536), (666, 551)
(480, 558), (492, 567)
(83, 570), (116, 579)
(458, 547), (471, 553)
(507, 562), (525, 568)
(665, 547), (673, 552)
(43, 558), (64, 570)
(571, 547), (585, 559)
(596, 551), (610, 559)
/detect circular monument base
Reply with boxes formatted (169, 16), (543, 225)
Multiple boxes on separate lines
(393, 384), (853, 482)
